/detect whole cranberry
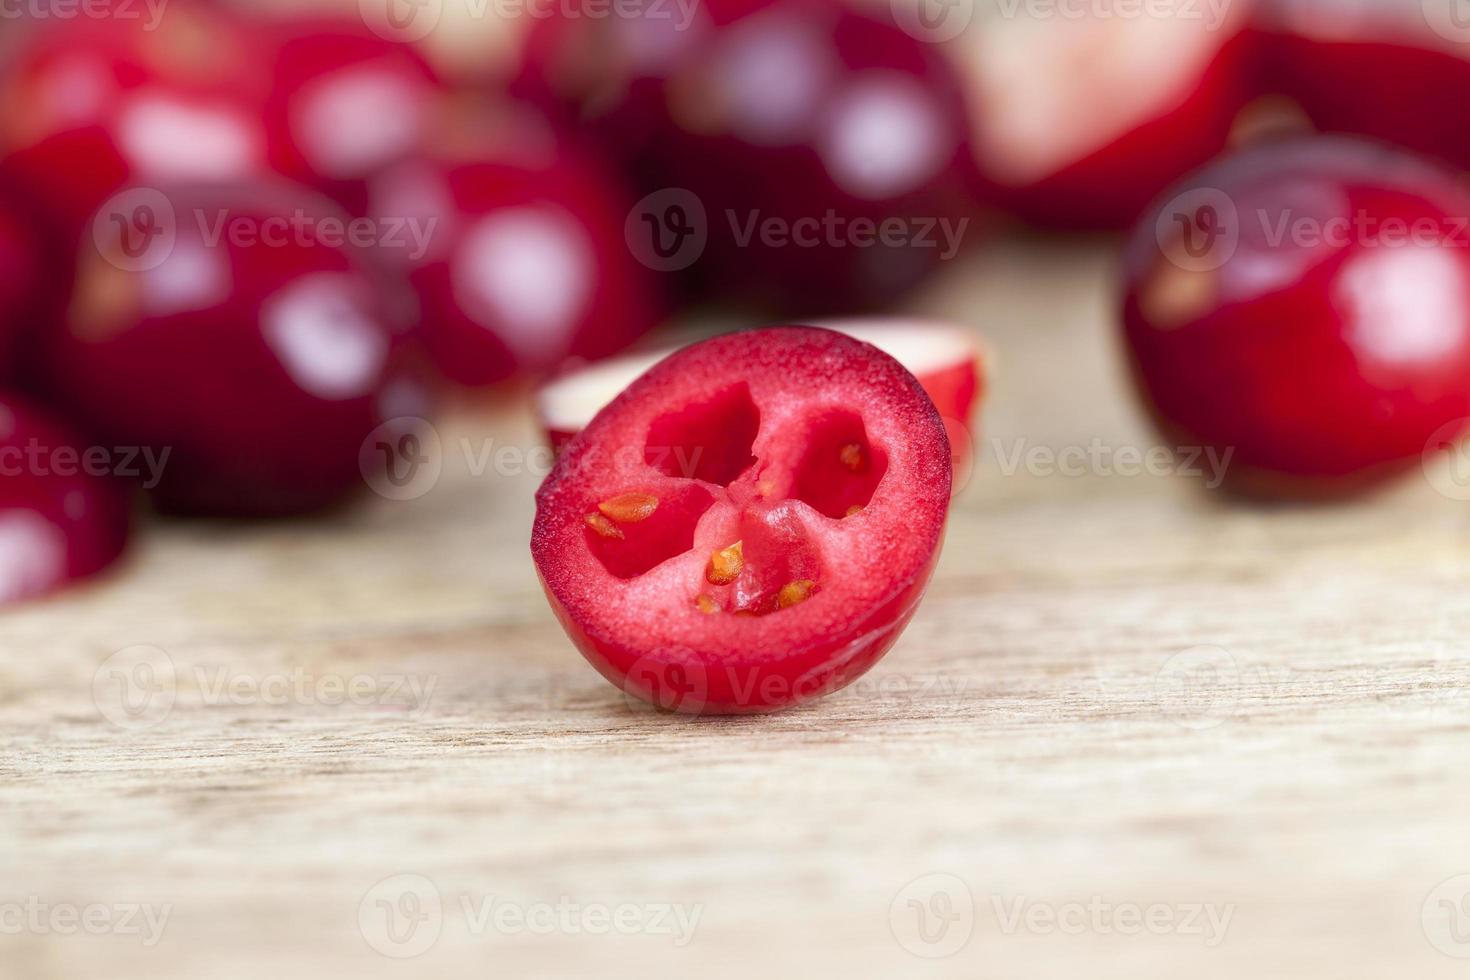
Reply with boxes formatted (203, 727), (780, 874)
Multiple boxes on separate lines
(954, 0), (1258, 229)
(0, 392), (131, 605)
(260, 18), (447, 215)
(0, 7), (271, 232)
(522, 0), (978, 314)
(1123, 136), (1470, 494)
(36, 179), (429, 516)
(1262, 0), (1470, 172)
(0, 197), (53, 379)
(364, 109), (664, 386)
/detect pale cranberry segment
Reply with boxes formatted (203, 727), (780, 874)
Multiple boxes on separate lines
(0, 392), (131, 605)
(533, 327), (952, 714)
(34, 180), (429, 516)
(1123, 136), (1470, 492)
(365, 125), (664, 386)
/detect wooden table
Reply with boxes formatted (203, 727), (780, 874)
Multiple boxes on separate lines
(5, 238), (1469, 979)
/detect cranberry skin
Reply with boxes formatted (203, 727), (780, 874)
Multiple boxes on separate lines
(0, 8), (270, 232)
(1123, 136), (1470, 492)
(960, 4), (1257, 230)
(0, 392), (131, 604)
(1263, 4), (1470, 171)
(525, 0), (977, 313)
(260, 19), (446, 215)
(37, 180), (427, 516)
(365, 130), (664, 386)
(0, 198), (51, 379)
(532, 327), (951, 714)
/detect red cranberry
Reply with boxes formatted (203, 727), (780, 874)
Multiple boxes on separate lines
(0, 197), (51, 379)
(532, 327), (952, 713)
(0, 392), (131, 605)
(955, 1), (1257, 229)
(0, 7), (270, 231)
(364, 111), (664, 386)
(1122, 136), (1470, 493)
(35, 179), (429, 516)
(259, 18), (446, 215)
(523, 0), (978, 313)
(1262, 1), (1470, 171)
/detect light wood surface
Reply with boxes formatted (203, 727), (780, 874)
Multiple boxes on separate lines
(5, 238), (1470, 979)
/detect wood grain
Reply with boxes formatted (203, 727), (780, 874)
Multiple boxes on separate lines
(4, 239), (1470, 979)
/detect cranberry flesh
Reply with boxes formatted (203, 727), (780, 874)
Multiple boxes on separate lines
(1262, 3), (1470, 172)
(365, 123), (664, 386)
(0, 8), (270, 231)
(532, 327), (952, 714)
(35, 180), (428, 516)
(0, 392), (130, 605)
(958, 3), (1256, 229)
(537, 318), (984, 485)
(525, 0), (978, 313)
(1122, 136), (1470, 493)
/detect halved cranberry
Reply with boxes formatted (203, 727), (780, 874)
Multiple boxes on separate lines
(34, 179), (429, 516)
(956, 1), (1257, 229)
(532, 327), (952, 713)
(1261, 2), (1470, 171)
(0, 7), (271, 231)
(364, 116), (664, 386)
(525, 0), (978, 312)
(1122, 136), (1470, 493)
(537, 318), (984, 485)
(0, 392), (130, 605)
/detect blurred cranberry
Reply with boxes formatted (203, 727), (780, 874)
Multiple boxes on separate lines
(0, 6), (270, 231)
(0, 392), (131, 605)
(1123, 136), (1470, 494)
(951, 0), (1257, 230)
(36, 179), (430, 516)
(1262, 0), (1470, 172)
(0, 198), (52, 379)
(521, 0), (977, 314)
(364, 107), (664, 386)
(260, 18), (447, 215)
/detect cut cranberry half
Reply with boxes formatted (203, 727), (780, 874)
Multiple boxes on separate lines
(34, 179), (429, 516)
(532, 327), (952, 714)
(537, 319), (984, 488)
(1122, 136), (1470, 494)
(0, 392), (131, 605)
